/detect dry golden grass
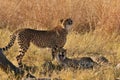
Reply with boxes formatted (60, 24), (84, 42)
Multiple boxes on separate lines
(0, 0), (120, 33)
(0, 0), (120, 80)
(0, 29), (120, 80)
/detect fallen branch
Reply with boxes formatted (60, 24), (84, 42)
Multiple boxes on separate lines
(0, 49), (50, 79)
(0, 48), (20, 75)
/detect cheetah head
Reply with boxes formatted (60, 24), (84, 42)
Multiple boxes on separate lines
(60, 18), (73, 31)
(53, 47), (67, 61)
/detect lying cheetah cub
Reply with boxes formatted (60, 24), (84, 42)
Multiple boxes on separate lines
(54, 47), (97, 69)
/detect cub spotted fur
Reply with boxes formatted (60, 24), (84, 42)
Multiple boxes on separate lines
(54, 47), (97, 69)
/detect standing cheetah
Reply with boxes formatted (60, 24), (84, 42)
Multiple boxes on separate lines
(1, 18), (73, 69)
(54, 47), (97, 69)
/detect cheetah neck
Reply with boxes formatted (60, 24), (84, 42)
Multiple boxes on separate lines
(62, 23), (72, 31)
(65, 25), (72, 31)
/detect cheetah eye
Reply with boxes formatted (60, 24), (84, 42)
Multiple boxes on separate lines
(62, 51), (65, 55)
(58, 53), (64, 57)
(61, 53), (65, 57)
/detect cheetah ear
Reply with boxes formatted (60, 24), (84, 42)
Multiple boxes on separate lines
(60, 19), (64, 23)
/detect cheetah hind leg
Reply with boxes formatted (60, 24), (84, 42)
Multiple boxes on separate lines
(16, 45), (30, 73)
(16, 51), (25, 74)
(16, 51), (24, 68)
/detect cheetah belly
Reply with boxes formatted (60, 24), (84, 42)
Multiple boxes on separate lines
(31, 39), (51, 48)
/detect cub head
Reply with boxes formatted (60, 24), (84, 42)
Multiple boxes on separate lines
(52, 47), (67, 61)
(60, 18), (73, 31)
(57, 48), (66, 61)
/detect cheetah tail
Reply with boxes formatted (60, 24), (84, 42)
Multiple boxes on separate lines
(1, 34), (16, 51)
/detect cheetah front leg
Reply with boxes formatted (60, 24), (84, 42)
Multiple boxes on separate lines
(52, 51), (55, 60)
(51, 47), (57, 60)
